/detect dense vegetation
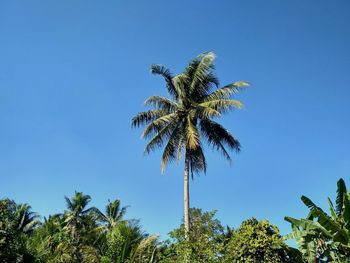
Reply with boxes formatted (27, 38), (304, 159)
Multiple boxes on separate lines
(1, 178), (350, 262)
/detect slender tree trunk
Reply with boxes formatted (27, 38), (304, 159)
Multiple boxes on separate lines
(184, 156), (190, 236)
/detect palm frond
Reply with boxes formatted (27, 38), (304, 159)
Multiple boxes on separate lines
(203, 81), (249, 101)
(64, 196), (74, 211)
(192, 72), (220, 101)
(131, 110), (170, 128)
(200, 119), (241, 154)
(199, 99), (243, 114)
(184, 52), (216, 98)
(144, 95), (178, 112)
(150, 64), (178, 99)
(186, 116), (200, 150)
(141, 113), (176, 139)
(187, 144), (207, 176)
(144, 122), (177, 154)
(195, 105), (221, 118)
(161, 124), (184, 173)
(172, 74), (189, 103)
(200, 120), (232, 162)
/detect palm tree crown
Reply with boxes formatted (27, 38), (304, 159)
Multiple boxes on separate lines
(63, 192), (96, 240)
(132, 52), (248, 175)
(96, 198), (128, 229)
(15, 203), (40, 234)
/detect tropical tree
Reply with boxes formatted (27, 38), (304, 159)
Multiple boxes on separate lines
(284, 217), (334, 262)
(0, 199), (39, 262)
(285, 178), (350, 262)
(62, 192), (101, 262)
(14, 203), (40, 234)
(101, 219), (157, 263)
(96, 198), (128, 230)
(63, 192), (98, 242)
(164, 208), (226, 263)
(224, 218), (302, 263)
(131, 52), (248, 234)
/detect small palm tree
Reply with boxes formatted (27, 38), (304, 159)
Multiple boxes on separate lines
(132, 52), (248, 234)
(63, 192), (101, 262)
(14, 203), (40, 234)
(64, 192), (92, 235)
(97, 198), (128, 229)
(63, 192), (100, 247)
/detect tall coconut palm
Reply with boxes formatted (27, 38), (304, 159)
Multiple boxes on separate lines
(132, 52), (248, 234)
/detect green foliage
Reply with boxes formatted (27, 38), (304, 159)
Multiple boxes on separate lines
(0, 198), (38, 262)
(19, 193), (160, 263)
(285, 178), (350, 262)
(98, 199), (128, 230)
(157, 210), (300, 263)
(3, 192), (349, 263)
(224, 218), (302, 263)
(27, 192), (101, 263)
(103, 220), (143, 262)
(163, 208), (225, 263)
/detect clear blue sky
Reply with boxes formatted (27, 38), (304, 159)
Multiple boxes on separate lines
(1, 0), (349, 239)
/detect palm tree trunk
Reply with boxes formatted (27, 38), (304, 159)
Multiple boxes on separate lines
(184, 156), (190, 236)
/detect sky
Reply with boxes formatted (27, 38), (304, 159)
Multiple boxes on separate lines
(0, 0), (350, 239)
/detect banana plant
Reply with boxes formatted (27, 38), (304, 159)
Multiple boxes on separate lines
(285, 178), (350, 262)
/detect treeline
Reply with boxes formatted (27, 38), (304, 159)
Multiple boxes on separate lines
(1, 178), (350, 263)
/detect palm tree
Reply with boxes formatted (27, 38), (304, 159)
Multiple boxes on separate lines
(14, 203), (40, 234)
(132, 52), (248, 234)
(63, 192), (100, 261)
(96, 199), (128, 230)
(63, 192), (93, 238)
